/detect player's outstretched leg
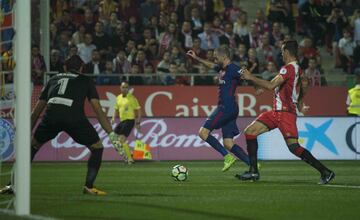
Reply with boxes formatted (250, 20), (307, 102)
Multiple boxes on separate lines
(83, 146), (107, 195)
(287, 142), (335, 184)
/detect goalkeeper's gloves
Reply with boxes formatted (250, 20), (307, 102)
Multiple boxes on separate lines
(108, 131), (124, 156)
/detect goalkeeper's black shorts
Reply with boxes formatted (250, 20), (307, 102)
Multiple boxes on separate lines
(34, 116), (100, 146)
(114, 119), (135, 137)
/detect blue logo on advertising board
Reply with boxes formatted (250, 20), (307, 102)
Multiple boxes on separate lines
(299, 119), (339, 155)
(0, 119), (15, 161)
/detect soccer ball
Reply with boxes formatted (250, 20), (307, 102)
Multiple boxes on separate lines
(171, 165), (188, 181)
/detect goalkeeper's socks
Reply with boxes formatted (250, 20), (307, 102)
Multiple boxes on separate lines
(246, 134), (258, 173)
(85, 148), (103, 188)
(205, 135), (228, 157)
(230, 144), (250, 166)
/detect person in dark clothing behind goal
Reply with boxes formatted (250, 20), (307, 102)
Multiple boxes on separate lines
(0, 55), (119, 196)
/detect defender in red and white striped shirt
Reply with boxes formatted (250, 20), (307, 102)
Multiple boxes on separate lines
(237, 40), (335, 184)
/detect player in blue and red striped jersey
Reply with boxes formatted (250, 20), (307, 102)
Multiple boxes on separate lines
(238, 40), (335, 184)
(187, 47), (250, 172)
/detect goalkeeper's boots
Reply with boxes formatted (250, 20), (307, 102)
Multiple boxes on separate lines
(222, 154), (237, 172)
(235, 171), (260, 182)
(319, 170), (335, 185)
(83, 186), (107, 196)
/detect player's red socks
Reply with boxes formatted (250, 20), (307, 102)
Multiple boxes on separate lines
(245, 134), (258, 173)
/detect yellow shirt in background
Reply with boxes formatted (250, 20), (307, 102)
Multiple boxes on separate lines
(114, 93), (140, 121)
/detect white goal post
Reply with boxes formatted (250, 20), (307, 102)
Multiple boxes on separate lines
(14, 0), (31, 215)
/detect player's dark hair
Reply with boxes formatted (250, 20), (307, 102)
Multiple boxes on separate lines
(64, 55), (84, 73)
(283, 40), (298, 57)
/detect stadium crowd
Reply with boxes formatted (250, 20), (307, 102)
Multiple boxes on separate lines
(26, 0), (360, 85)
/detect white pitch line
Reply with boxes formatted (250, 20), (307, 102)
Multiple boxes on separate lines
(323, 184), (360, 189)
(0, 209), (59, 220)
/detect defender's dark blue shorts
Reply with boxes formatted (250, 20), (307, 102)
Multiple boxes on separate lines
(203, 106), (239, 138)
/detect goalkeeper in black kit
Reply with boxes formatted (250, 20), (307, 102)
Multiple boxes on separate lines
(0, 55), (119, 196)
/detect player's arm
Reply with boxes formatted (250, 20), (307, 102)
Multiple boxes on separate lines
(241, 68), (284, 90)
(31, 100), (47, 130)
(90, 98), (113, 134)
(186, 50), (216, 69)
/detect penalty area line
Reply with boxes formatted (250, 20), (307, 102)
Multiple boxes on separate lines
(323, 184), (360, 189)
(0, 209), (59, 220)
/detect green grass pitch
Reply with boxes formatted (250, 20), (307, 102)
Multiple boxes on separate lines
(1, 161), (360, 220)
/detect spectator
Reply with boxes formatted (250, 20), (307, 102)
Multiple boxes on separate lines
(194, 63), (215, 85)
(97, 60), (120, 85)
(256, 33), (276, 70)
(170, 45), (186, 66)
(190, 7), (204, 36)
(157, 50), (171, 74)
(126, 15), (142, 42)
(248, 23), (260, 49)
(50, 22), (59, 49)
(71, 24), (86, 46)
(184, 0), (203, 21)
(140, 0), (159, 26)
(133, 50), (148, 73)
(113, 50), (131, 74)
(299, 37), (320, 69)
(77, 33), (96, 63)
(124, 39), (137, 61)
(148, 16), (161, 40)
(144, 39), (159, 62)
(31, 45), (47, 85)
(212, 16), (225, 36)
(198, 22), (220, 51)
(338, 28), (356, 73)
(138, 27), (153, 50)
(158, 22), (178, 56)
(82, 8), (96, 33)
(269, 22), (284, 46)
(253, 9), (270, 35)
(304, 58), (327, 87)
(187, 37), (207, 71)
(233, 42), (248, 65)
(111, 22), (129, 52)
(179, 21), (196, 50)
(233, 12), (249, 42)
(143, 64), (156, 85)
(98, 0), (118, 21)
(353, 40), (360, 72)
(261, 61), (277, 81)
(104, 12), (121, 37)
(268, 0), (292, 33)
(327, 8), (348, 49)
(248, 48), (259, 74)
(225, 0), (244, 23)
(128, 64), (144, 85)
(50, 49), (64, 73)
(118, 0), (139, 22)
(350, 9), (360, 43)
(56, 31), (71, 61)
(57, 9), (76, 36)
(93, 21), (110, 53)
(301, 0), (327, 45)
(67, 45), (78, 59)
(219, 23), (241, 51)
(83, 50), (106, 75)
